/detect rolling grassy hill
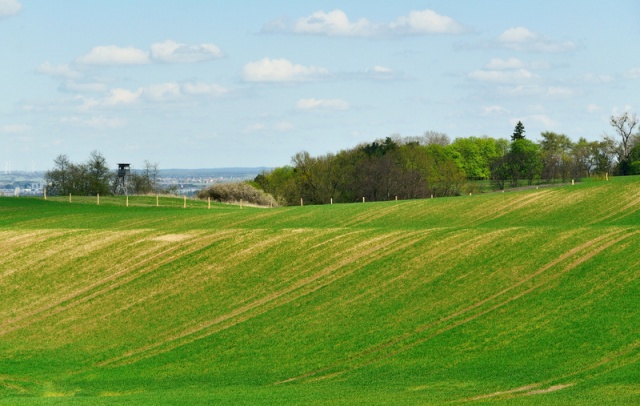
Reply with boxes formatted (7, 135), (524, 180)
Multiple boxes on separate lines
(0, 177), (639, 404)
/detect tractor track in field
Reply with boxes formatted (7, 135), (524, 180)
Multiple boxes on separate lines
(456, 339), (640, 402)
(588, 189), (640, 225)
(275, 228), (636, 385)
(94, 230), (432, 368)
(466, 189), (552, 227)
(0, 230), (239, 337)
(337, 228), (514, 309)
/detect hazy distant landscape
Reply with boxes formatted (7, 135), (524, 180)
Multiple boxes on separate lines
(0, 168), (268, 197)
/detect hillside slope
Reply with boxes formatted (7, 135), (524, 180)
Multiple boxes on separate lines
(0, 177), (639, 404)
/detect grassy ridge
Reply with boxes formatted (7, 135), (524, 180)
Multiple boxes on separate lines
(0, 177), (639, 404)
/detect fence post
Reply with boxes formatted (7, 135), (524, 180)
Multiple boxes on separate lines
(301, 198), (303, 207)
(69, 193), (72, 203)
(44, 188), (47, 200)
(97, 193), (100, 205)
(126, 195), (129, 207)
(208, 196), (211, 209)
(156, 194), (159, 207)
(363, 197), (365, 203)
(330, 198), (333, 205)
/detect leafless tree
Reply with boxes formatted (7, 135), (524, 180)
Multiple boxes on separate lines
(610, 112), (638, 160)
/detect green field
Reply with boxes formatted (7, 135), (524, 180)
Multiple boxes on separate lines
(1, 177), (639, 404)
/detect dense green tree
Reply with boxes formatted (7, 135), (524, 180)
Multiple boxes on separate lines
(539, 131), (573, 182)
(448, 136), (503, 179)
(254, 166), (296, 205)
(511, 139), (542, 185)
(491, 139), (541, 188)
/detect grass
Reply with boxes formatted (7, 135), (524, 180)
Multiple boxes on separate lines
(0, 176), (639, 404)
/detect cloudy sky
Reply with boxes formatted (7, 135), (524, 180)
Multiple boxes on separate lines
(1, 0), (639, 171)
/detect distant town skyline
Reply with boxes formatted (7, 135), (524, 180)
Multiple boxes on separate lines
(1, 0), (639, 171)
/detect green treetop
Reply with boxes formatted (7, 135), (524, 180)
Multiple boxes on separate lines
(511, 121), (526, 141)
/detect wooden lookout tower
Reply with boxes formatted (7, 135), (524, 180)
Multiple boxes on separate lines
(114, 163), (131, 195)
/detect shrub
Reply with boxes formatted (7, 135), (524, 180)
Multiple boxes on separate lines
(197, 182), (278, 207)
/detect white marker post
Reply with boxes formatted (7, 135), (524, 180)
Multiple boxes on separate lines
(126, 195), (129, 207)
(363, 197), (365, 203)
(208, 196), (211, 209)
(183, 196), (186, 209)
(69, 193), (72, 203)
(44, 188), (47, 200)
(301, 198), (303, 207)
(156, 194), (159, 207)
(97, 193), (100, 205)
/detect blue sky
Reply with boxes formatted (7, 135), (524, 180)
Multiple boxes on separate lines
(1, 0), (639, 171)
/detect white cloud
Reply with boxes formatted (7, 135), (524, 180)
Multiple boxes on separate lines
(1, 124), (30, 133)
(274, 121), (294, 131)
(546, 86), (574, 97)
(244, 121), (294, 133)
(626, 68), (640, 79)
(0, 0), (20, 18)
(510, 114), (556, 128)
(582, 73), (614, 84)
(76, 45), (150, 65)
(60, 116), (126, 129)
(104, 87), (143, 105)
(150, 40), (223, 63)
(144, 83), (181, 101)
(296, 98), (350, 111)
(468, 68), (537, 84)
(182, 82), (228, 96)
(292, 9), (376, 37)
(499, 27), (537, 43)
(364, 65), (404, 80)
(370, 65), (393, 74)
(498, 27), (575, 52)
(76, 81), (228, 110)
(485, 58), (525, 70)
(37, 62), (82, 79)
(62, 81), (109, 93)
(243, 58), (329, 82)
(586, 103), (600, 113)
(244, 123), (266, 133)
(390, 9), (466, 35)
(481, 105), (507, 116)
(497, 84), (576, 98)
(264, 8), (466, 38)
(529, 114), (556, 127)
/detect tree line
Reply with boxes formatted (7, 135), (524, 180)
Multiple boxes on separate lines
(44, 151), (170, 196)
(254, 113), (640, 206)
